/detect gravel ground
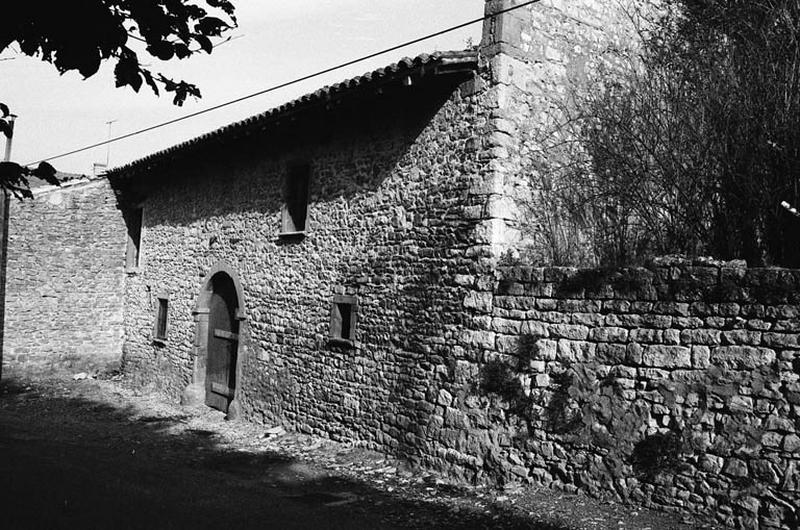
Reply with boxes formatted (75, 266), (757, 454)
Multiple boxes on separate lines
(0, 372), (715, 529)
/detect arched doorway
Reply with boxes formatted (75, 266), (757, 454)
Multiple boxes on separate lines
(182, 262), (246, 417)
(204, 273), (240, 412)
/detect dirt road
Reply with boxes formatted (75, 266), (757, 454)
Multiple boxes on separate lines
(0, 373), (705, 529)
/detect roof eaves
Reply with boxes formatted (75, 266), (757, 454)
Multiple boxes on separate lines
(108, 50), (478, 178)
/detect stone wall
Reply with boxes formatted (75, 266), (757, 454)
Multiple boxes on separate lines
(3, 178), (126, 374)
(108, 3), (799, 527)
(115, 77), (492, 463)
(452, 258), (799, 528)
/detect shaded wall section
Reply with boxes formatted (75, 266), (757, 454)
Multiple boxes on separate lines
(3, 178), (126, 373)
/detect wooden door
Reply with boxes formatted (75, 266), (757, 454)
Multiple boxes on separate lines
(205, 275), (239, 413)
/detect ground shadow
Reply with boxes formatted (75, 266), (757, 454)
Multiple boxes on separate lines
(0, 375), (571, 530)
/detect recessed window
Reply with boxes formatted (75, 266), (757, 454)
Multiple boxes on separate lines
(126, 208), (143, 270)
(280, 163), (310, 236)
(154, 296), (169, 341)
(330, 294), (358, 346)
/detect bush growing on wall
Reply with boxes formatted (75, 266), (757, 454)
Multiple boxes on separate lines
(532, 0), (800, 267)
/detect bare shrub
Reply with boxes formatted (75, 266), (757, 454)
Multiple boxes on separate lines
(530, 1), (800, 266)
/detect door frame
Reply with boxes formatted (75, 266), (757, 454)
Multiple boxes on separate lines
(182, 260), (247, 418)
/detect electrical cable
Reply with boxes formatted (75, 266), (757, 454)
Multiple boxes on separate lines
(28, 0), (541, 165)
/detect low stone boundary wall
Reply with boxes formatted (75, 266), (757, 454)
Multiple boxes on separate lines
(455, 258), (798, 529)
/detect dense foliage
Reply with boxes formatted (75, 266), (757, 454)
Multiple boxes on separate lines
(0, 1), (237, 195)
(0, 104), (57, 198)
(1, 0), (237, 105)
(555, 0), (800, 266)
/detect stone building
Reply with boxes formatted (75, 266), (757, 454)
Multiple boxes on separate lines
(2, 174), (126, 374)
(108, 0), (648, 422)
(5, 1), (798, 527)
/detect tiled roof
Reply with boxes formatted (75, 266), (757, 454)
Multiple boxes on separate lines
(109, 50), (478, 177)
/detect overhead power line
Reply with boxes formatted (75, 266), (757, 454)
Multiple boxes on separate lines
(126, 32), (245, 51)
(30, 0), (541, 165)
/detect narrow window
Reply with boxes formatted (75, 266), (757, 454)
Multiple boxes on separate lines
(126, 208), (143, 269)
(154, 296), (169, 341)
(330, 294), (358, 346)
(280, 164), (310, 236)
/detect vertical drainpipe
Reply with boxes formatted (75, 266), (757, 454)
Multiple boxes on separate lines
(0, 114), (16, 381)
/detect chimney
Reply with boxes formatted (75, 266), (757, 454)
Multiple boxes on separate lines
(480, 0), (540, 62)
(93, 162), (108, 177)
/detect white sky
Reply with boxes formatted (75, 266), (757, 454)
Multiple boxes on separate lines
(0, 0), (484, 174)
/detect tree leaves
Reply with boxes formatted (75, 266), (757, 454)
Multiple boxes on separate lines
(156, 76), (202, 106)
(207, 0), (236, 18)
(195, 35), (214, 54)
(195, 17), (230, 37)
(32, 162), (59, 186)
(0, 102), (60, 198)
(173, 43), (192, 60)
(114, 51), (143, 92)
(0, 160), (60, 200)
(146, 41), (176, 61)
(141, 70), (160, 95)
(2, 1), (237, 106)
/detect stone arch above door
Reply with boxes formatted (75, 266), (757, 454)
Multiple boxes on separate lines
(195, 260), (248, 319)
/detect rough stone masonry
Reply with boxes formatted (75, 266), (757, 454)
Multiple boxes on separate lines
(3, 177), (125, 374)
(460, 258), (800, 529)
(110, 2), (798, 528)
(3, 1), (797, 529)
